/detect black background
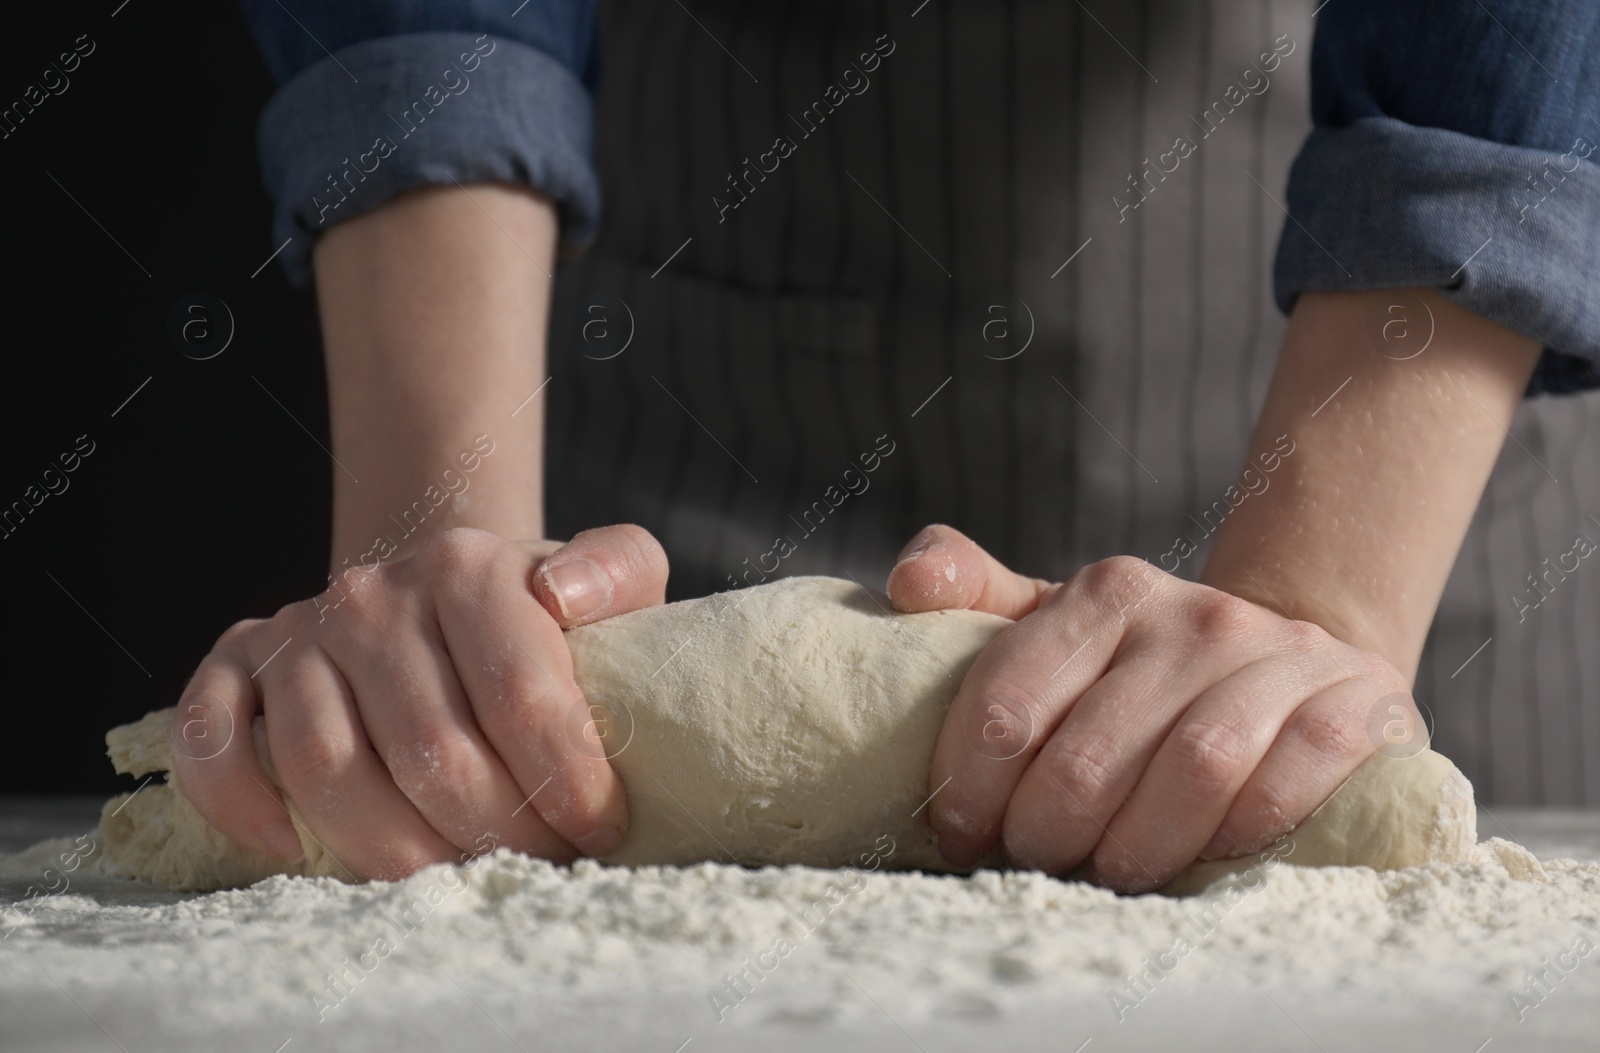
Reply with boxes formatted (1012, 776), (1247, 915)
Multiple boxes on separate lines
(2, 3), (330, 794)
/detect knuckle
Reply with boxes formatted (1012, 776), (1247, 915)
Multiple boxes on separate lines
(1277, 617), (1330, 651)
(480, 543), (540, 595)
(1076, 555), (1161, 614)
(982, 680), (1039, 723)
(971, 680), (1044, 756)
(1086, 554), (1150, 591)
(1289, 707), (1366, 762)
(1244, 781), (1295, 837)
(389, 732), (485, 802)
(270, 598), (321, 635)
(325, 565), (389, 619)
(170, 684), (238, 762)
(1047, 737), (1119, 805)
(275, 729), (357, 795)
(216, 618), (266, 647)
(1187, 588), (1261, 641)
(418, 527), (496, 578)
(1167, 721), (1249, 794)
(470, 669), (545, 730)
(1356, 649), (1407, 692)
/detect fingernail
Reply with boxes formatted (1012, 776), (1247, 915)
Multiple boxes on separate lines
(574, 825), (623, 857)
(540, 557), (613, 622)
(1199, 829), (1235, 862)
(932, 827), (984, 867)
(259, 821), (305, 863)
(1111, 870), (1164, 895)
(897, 534), (936, 567)
(1082, 859), (1159, 893)
(1227, 828), (1290, 859)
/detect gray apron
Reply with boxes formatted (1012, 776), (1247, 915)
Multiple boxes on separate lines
(547, 0), (1600, 806)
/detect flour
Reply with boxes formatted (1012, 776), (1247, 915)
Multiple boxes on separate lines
(3, 832), (1597, 1044)
(7, 580), (1597, 1047)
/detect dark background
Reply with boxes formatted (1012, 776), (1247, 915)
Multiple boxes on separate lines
(2, 3), (329, 794)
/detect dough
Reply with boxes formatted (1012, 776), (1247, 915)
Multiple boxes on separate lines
(91, 576), (1476, 892)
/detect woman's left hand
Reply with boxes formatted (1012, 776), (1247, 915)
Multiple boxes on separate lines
(887, 524), (1418, 893)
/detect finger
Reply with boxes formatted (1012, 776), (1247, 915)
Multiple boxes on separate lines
(261, 645), (460, 881)
(531, 523), (670, 628)
(437, 545), (629, 857)
(928, 557), (1167, 865)
(998, 652), (1203, 870)
(1201, 672), (1390, 862)
(886, 524), (1053, 617)
(168, 632), (301, 863)
(998, 601), (1273, 870)
(331, 584), (580, 861)
(1084, 652), (1333, 891)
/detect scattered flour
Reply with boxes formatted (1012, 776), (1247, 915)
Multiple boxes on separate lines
(3, 832), (1598, 1050)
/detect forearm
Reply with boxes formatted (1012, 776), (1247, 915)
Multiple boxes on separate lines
(1202, 289), (1542, 682)
(312, 183), (556, 569)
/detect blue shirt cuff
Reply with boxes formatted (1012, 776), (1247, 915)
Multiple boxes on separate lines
(1274, 117), (1600, 396)
(257, 31), (599, 286)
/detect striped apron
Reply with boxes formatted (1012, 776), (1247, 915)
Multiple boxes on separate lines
(546, 0), (1600, 806)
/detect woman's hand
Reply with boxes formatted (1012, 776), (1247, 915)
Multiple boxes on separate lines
(169, 524), (668, 880)
(888, 524), (1417, 893)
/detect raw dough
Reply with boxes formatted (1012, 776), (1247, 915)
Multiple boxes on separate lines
(92, 576), (1476, 892)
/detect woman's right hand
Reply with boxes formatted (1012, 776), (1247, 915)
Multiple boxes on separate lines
(168, 524), (669, 880)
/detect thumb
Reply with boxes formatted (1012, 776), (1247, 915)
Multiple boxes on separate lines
(886, 524), (1054, 619)
(530, 524), (670, 628)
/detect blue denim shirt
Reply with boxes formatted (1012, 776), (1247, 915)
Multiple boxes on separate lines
(243, 0), (1600, 394)
(1279, 0), (1600, 394)
(240, 0), (601, 284)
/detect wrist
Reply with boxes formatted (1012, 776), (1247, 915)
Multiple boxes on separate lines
(328, 422), (542, 572)
(1201, 561), (1406, 677)
(1197, 289), (1542, 684)
(315, 182), (556, 574)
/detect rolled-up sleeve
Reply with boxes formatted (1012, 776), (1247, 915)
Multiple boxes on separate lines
(1275, 1), (1600, 394)
(239, 1), (599, 286)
